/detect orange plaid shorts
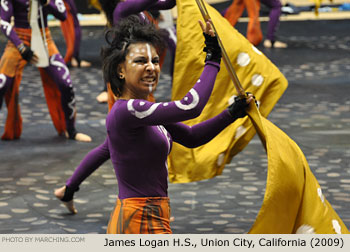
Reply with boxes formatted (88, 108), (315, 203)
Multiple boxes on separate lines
(107, 197), (172, 234)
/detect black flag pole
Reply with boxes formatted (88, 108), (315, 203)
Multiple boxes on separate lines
(195, 0), (267, 149)
(195, 0), (245, 98)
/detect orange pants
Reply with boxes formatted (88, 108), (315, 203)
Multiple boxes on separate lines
(224, 0), (263, 46)
(107, 197), (172, 234)
(61, 1), (75, 63)
(0, 28), (66, 140)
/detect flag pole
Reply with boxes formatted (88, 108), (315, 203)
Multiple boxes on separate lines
(39, 4), (48, 55)
(195, 0), (245, 98)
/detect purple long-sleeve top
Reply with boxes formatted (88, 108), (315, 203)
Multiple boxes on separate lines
(65, 0), (177, 191)
(0, 0), (67, 47)
(113, 0), (176, 24)
(106, 61), (236, 199)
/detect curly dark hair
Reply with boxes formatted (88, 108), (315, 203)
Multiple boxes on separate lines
(101, 15), (166, 97)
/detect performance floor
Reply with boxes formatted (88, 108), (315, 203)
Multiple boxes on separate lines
(0, 17), (349, 233)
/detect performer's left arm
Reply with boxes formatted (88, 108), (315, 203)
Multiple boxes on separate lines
(42, 0), (67, 21)
(164, 95), (252, 148)
(0, 0), (22, 47)
(163, 110), (236, 148)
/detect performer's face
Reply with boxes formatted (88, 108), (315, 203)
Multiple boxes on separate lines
(119, 43), (160, 99)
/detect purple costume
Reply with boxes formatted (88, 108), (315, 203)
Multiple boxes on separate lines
(106, 62), (239, 198)
(113, 0), (176, 24)
(69, 61), (240, 199)
(66, 0), (178, 192)
(261, 0), (282, 42)
(66, 138), (110, 189)
(0, 0), (66, 46)
(0, 0), (78, 136)
(64, 0), (81, 61)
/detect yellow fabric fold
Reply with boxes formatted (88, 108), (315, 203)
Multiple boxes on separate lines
(246, 105), (349, 234)
(171, 0), (349, 234)
(169, 0), (288, 183)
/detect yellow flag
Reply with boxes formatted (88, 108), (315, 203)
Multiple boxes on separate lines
(246, 105), (349, 234)
(168, 0), (288, 183)
(171, 0), (349, 234)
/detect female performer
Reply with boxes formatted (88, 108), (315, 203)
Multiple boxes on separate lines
(55, 0), (177, 213)
(95, 0), (176, 103)
(58, 15), (253, 233)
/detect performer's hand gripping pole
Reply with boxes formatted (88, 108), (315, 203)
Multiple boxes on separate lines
(195, 0), (245, 98)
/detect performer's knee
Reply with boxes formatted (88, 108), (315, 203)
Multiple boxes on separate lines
(58, 78), (74, 93)
(48, 54), (74, 91)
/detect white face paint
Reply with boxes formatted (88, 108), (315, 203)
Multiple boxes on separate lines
(146, 44), (155, 93)
(122, 43), (160, 98)
(146, 43), (155, 71)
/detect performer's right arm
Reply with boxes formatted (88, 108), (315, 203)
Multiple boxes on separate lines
(0, 0), (23, 48)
